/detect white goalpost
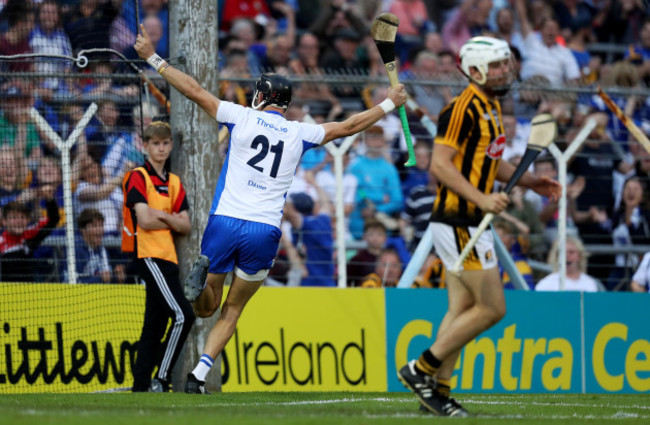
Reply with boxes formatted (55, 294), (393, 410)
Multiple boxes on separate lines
(29, 103), (98, 285)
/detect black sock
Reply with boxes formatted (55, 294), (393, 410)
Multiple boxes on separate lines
(414, 349), (442, 376)
(436, 379), (451, 398)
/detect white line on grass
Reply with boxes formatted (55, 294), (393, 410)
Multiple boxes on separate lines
(212, 397), (414, 407)
(461, 398), (650, 411)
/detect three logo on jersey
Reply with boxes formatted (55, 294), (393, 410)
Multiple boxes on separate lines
(486, 134), (506, 159)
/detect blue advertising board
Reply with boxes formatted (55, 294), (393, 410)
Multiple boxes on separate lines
(386, 289), (649, 393)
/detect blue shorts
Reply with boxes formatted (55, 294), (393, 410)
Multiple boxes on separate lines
(201, 215), (281, 275)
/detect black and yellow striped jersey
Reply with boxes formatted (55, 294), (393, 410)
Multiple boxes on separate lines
(430, 83), (506, 227)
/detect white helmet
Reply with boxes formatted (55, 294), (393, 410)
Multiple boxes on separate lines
(459, 36), (511, 85)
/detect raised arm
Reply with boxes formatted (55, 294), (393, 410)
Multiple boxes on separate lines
(320, 84), (406, 144)
(513, 0), (533, 39)
(134, 24), (220, 119)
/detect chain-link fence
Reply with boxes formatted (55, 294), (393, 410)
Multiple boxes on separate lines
(2, 0), (650, 292)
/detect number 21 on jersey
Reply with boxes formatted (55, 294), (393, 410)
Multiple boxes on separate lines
(246, 135), (284, 178)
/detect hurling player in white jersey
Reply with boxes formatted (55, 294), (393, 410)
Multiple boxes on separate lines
(135, 24), (407, 394)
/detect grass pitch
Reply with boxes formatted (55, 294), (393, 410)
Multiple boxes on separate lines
(1, 392), (648, 425)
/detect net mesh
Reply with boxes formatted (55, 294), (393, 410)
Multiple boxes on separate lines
(0, 0), (155, 393)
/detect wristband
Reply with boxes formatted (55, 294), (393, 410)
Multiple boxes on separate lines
(146, 53), (166, 72)
(158, 63), (170, 75)
(379, 98), (395, 114)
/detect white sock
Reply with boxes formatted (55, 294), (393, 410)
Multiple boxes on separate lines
(191, 354), (214, 382)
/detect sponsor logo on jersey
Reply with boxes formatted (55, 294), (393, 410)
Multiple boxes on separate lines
(256, 117), (288, 133)
(486, 134), (506, 159)
(248, 180), (267, 190)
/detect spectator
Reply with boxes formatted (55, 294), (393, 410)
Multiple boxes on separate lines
(228, 18), (264, 74)
(588, 61), (644, 156)
(283, 179), (335, 287)
(79, 61), (138, 103)
(313, 151), (358, 238)
(221, 0), (271, 32)
(608, 176), (650, 289)
(502, 156), (547, 260)
(389, 0), (434, 37)
(29, 0), (73, 93)
(536, 236), (601, 292)
(310, 0), (367, 54)
(524, 156), (575, 246)
(412, 252), (446, 288)
(400, 169), (436, 251)
(320, 27), (368, 79)
(367, 86), (402, 153)
(28, 155), (67, 281)
(552, 0), (596, 42)
(402, 51), (449, 121)
(0, 195), (60, 282)
(625, 18), (650, 82)
(266, 229), (307, 287)
(501, 113), (528, 163)
(220, 50), (252, 106)
(0, 83), (42, 164)
(29, 155), (64, 224)
(630, 251), (650, 292)
(109, 2), (135, 54)
(347, 218), (387, 286)
(493, 217), (535, 290)
(256, 1), (297, 53)
(359, 248), (402, 287)
(259, 35), (294, 72)
(289, 32), (343, 120)
(389, 0), (435, 62)
(422, 31), (445, 56)
(630, 140), (650, 189)
(595, 0), (646, 48)
(64, 0), (120, 55)
(568, 113), (633, 226)
(514, 0), (581, 87)
(131, 101), (160, 153)
(348, 125), (403, 239)
(0, 146), (28, 208)
(120, 14), (164, 71)
(74, 155), (123, 236)
(442, 0), (493, 54)
(0, 0), (35, 74)
(565, 15), (599, 84)
(139, 0), (169, 58)
(495, 6), (524, 55)
(400, 139), (432, 203)
(87, 99), (137, 176)
(67, 208), (126, 283)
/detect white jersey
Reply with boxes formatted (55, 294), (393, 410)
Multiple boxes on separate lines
(210, 101), (325, 228)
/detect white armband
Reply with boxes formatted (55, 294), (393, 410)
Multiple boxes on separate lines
(146, 53), (166, 72)
(379, 98), (395, 114)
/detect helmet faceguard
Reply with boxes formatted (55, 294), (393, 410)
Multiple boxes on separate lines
(459, 36), (514, 95)
(251, 72), (293, 110)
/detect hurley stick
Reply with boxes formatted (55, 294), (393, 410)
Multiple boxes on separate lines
(450, 113), (558, 273)
(597, 86), (650, 154)
(370, 13), (416, 167)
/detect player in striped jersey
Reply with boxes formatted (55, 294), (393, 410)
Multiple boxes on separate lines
(135, 24), (407, 394)
(398, 36), (561, 416)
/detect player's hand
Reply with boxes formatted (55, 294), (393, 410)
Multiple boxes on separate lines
(134, 23), (155, 60)
(531, 176), (562, 202)
(480, 192), (510, 214)
(387, 84), (407, 108)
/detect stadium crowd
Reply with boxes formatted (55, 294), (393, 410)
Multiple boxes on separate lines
(1, 0), (650, 291)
